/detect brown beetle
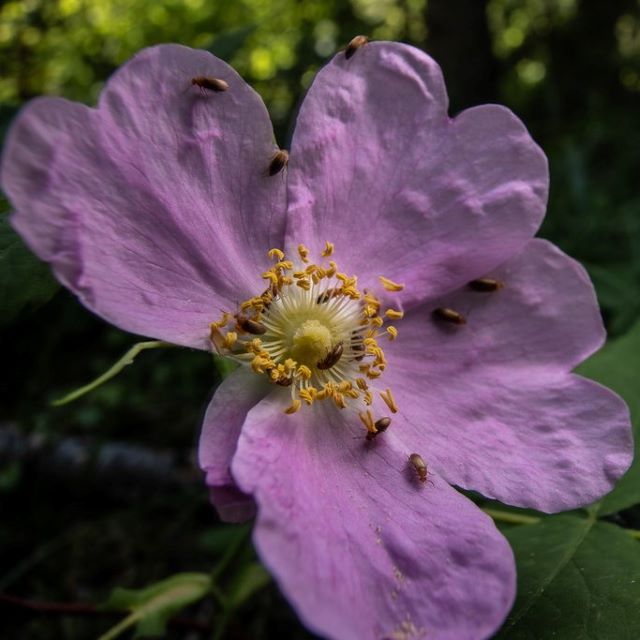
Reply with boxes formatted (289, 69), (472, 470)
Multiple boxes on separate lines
(236, 314), (267, 335)
(191, 76), (229, 93)
(345, 35), (369, 60)
(268, 149), (289, 176)
(468, 278), (503, 292)
(432, 307), (466, 325)
(366, 417), (391, 441)
(409, 453), (430, 483)
(317, 342), (344, 370)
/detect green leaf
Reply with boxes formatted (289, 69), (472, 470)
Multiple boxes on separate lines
(52, 340), (175, 406)
(0, 214), (59, 325)
(227, 562), (271, 608)
(99, 572), (211, 640)
(577, 321), (640, 514)
(213, 354), (239, 380)
(498, 516), (640, 639)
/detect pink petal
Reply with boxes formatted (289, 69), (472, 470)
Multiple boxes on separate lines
(199, 367), (270, 522)
(1, 45), (285, 348)
(386, 240), (633, 511)
(231, 396), (515, 640)
(286, 42), (548, 306)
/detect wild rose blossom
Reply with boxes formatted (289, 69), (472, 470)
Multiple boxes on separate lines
(1, 41), (633, 640)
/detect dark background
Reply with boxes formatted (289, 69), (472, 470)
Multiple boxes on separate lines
(1, 0), (639, 637)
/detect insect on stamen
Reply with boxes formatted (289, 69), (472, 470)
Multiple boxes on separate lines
(236, 315), (268, 335)
(366, 416), (392, 441)
(345, 35), (369, 60)
(191, 76), (229, 93)
(468, 278), (503, 292)
(317, 342), (344, 370)
(317, 288), (340, 304)
(432, 307), (466, 325)
(409, 453), (430, 484)
(268, 149), (289, 176)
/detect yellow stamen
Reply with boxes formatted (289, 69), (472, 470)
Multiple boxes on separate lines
(297, 365), (312, 381)
(298, 244), (310, 263)
(385, 308), (404, 320)
(333, 392), (347, 409)
(380, 388), (399, 413)
(285, 399), (302, 414)
(321, 241), (334, 257)
(268, 248), (285, 261)
(379, 276), (405, 292)
(359, 410), (375, 433)
(386, 326), (398, 341)
(223, 331), (238, 349)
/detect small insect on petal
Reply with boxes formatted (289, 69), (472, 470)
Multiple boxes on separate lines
(191, 76), (229, 92)
(268, 149), (289, 176)
(345, 35), (369, 60)
(468, 278), (504, 292)
(317, 342), (344, 370)
(236, 315), (268, 335)
(432, 307), (466, 325)
(366, 416), (392, 441)
(409, 453), (429, 483)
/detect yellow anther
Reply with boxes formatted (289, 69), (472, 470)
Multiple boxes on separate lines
(210, 312), (232, 329)
(371, 316), (384, 327)
(224, 331), (238, 349)
(321, 241), (334, 257)
(276, 260), (294, 270)
(293, 271), (307, 278)
(248, 338), (263, 352)
(386, 326), (398, 341)
(284, 358), (297, 372)
(285, 399), (302, 414)
(333, 392), (347, 409)
(251, 355), (270, 374)
(364, 390), (373, 405)
(268, 248), (285, 261)
(364, 293), (381, 308)
(356, 377), (369, 390)
(380, 388), (399, 413)
(269, 368), (281, 382)
(325, 261), (337, 277)
(366, 369), (382, 379)
(359, 410), (375, 433)
(262, 270), (279, 285)
(345, 388), (360, 399)
(296, 279), (311, 290)
(379, 276), (405, 292)
(297, 365), (312, 380)
(298, 244), (310, 263)
(385, 308), (404, 320)
(299, 386), (319, 405)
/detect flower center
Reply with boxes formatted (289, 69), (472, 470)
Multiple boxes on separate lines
(291, 320), (333, 365)
(209, 242), (404, 437)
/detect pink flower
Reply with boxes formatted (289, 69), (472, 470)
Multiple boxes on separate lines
(1, 42), (632, 640)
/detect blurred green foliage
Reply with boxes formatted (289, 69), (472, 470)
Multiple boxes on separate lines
(1, 0), (639, 638)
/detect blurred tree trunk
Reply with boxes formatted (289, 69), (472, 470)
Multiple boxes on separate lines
(424, 0), (498, 112)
